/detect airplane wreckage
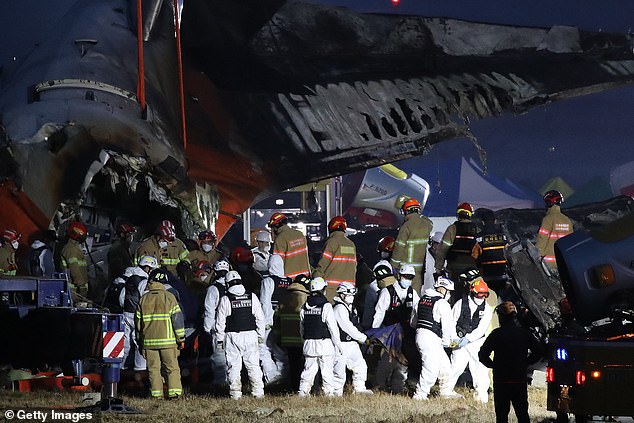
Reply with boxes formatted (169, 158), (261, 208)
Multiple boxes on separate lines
(1, 0), (634, 240)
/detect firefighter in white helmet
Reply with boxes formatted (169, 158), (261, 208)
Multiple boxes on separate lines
(215, 270), (265, 399)
(252, 230), (273, 275)
(203, 259), (231, 388)
(298, 277), (343, 397)
(333, 282), (373, 395)
(411, 276), (461, 400)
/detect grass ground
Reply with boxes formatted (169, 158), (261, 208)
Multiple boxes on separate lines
(0, 386), (556, 422)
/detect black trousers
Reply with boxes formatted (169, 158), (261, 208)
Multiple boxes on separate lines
(493, 382), (530, 423)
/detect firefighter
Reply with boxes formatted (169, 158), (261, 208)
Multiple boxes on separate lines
(536, 190), (573, 275)
(377, 235), (395, 261)
(107, 223), (136, 283)
(269, 213), (311, 279)
(372, 265), (420, 393)
(476, 209), (510, 296)
(122, 255), (159, 371)
(0, 229), (20, 276)
(361, 260), (395, 330)
(188, 230), (221, 269)
(423, 231), (443, 292)
(333, 282), (373, 395)
(391, 198), (433, 294)
(190, 260), (212, 303)
(215, 270), (265, 400)
(230, 246), (260, 296)
(202, 259), (231, 388)
(134, 220), (189, 277)
(28, 230), (57, 277)
(252, 230), (272, 276)
(435, 202), (479, 304)
(298, 277), (343, 397)
(411, 276), (461, 400)
(447, 277), (494, 403)
(60, 221), (90, 299)
(313, 216), (357, 301)
(135, 268), (186, 399)
(277, 274), (310, 391)
(259, 253), (291, 384)
(479, 302), (544, 423)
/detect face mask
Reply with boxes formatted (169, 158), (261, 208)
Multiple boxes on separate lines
(200, 274), (209, 282)
(201, 243), (213, 253)
(158, 240), (168, 249)
(400, 279), (412, 289)
(343, 295), (354, 304)
(10, 241), (19, 250)
(473, 296), (485, 305)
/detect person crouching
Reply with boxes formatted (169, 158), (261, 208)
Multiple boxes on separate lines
(215, 270), (265, 399)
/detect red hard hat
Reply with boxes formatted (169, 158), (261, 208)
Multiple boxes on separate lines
(328, 216), (347, 232)
(377, 236), (395, 253)
(157, 220), (176, 241)
(198, 230), (216, 243)
(2, 229), (21, 243)
(402, 198), (421, 213)
(117, 223), (136, 236)
(457, 202), (473, 217)
(268, 212), (287, 227)
(231, 246), (254, 265)
(543, 190), (564, 207)
(194, 260), (213, 278)
(69, 221), (87, 241)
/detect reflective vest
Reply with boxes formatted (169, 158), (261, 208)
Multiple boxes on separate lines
(455, 295), (485, 338)
(416, 294), (442, 337)
(447, 221), (478, 263)
(271, 275), (292, 306)
(477, 225), (508, 279)
(302, 295), (331, 340)
(226, 292), (256, 333)
(383, 284), (414, 326)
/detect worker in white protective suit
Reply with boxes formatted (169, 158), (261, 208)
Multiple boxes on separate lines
(215, 270), (265, 399)
(423, 231), (443, 292)
(447, 277), (493, 403)
(333, 282), (373, 395)
(252, 230), (272, 275)
(203, 259), (231, 387)
(259, 253), (290, 384)
(361, 260), (395, 330)
(411, 276), (462, 400)
(298, 277), (343, 397)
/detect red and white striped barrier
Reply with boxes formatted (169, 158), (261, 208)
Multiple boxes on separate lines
(102, 331), (125, 359)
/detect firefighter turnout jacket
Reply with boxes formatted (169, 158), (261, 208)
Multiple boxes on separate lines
(435, 219), (479, 275)
(0, 243), (17, 276)
(313, 231), (357, 287)
(535, 205), (573, 269)
(60, 239), (88, 290)
(476, 223), (509, 291)
(135, 281), (185, 349)
(277, 282), (309, 347)
(272, 224), (310, 279)
(135, 236), (189, 275)
(188, 249), (222, 269)
(391, 213), (433, 276)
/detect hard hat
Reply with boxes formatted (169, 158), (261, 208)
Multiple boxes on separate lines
(496, 301), (517, 316)
(148, 268), (169, 283)
(2, 229), (21, 243)
(157, 220), (176, 241)
(256, 231), (272, 243)
(225, 270), (242, 287)
(117, 223), (136, 237)
(195, 260), (212, 278)
(459, 268), (481, 283)
(377, 236), (395, 253)
(198, 230), (216, 243)
(543, 190), (564, 207)
(457, 202), (473, 217)
(470, 278), (490, 299)
(430, 231), (443, 244)
(401, 198), (421, 214)
(434, 276), (455, 291)
(213, 259), (231, 273)
(268, 212), (287, 228)
(68, 221), (87, 241)
(310, 277), (327, 292)
(399, 264), (416, 278)
(328, 216), (347, 232)
(373, 260), (393, 280)
(336, 282), (357, 296)
(231, 247), (254, 264)
(138, 255), (159, 269)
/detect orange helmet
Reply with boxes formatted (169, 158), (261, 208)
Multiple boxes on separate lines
(268, 212), (287, 228)
(231, 246), (254, 265)
(328, 216), (347, 232)
(470, 278), (489, 299)
(457, 202), (473, 217)
(69, 221), (87, 241)
(377, 236), (395, 253)
(401, 198), (421, 214)
(2, 229), (21, 244)
(157, 220), (176, 241)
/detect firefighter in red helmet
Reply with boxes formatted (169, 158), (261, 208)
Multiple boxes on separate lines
(313, 216), (357, 301)
(61, 221), (90, 299)
(134, 219), (189, 276)
(536, 190), (573, 275)
(189, 229), (221, 269)
(0, 229), (21, 276)
(269, 212), (310, 279)
(377, 235), (395, 260)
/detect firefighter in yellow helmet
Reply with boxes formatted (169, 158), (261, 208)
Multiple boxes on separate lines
(0, 229), (20, 276)
(61, 222), (90, 298)
(535, 190), (573, 275)
(391, 198), (433, 294)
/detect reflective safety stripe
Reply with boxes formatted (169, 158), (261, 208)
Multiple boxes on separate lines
(144, 338), (178, 346)
(442, 240), (453, 247)
(481, 260), (507, 265)
(538, 228), (550, 236)
(281, 336), (302, 343)
(543, 256), (557, 262)
(325, 278), (356, 285)
(179, 250), (189, 261)
(407, 239), (428, 245)
(454, 235), (474, 239)
(286, 269), (310, 278)
(483, 245), (505, 250)
(168, 388), (182, 396)
(151, 390), (163, 397)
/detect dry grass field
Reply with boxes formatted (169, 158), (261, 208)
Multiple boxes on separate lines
(0, 387), (556, 423)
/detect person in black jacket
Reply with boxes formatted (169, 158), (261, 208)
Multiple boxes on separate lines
(479, 301), (544, 423)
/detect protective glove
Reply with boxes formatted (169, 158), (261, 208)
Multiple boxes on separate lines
(457, 337), (469, 348)
(216, 341), (224, 351)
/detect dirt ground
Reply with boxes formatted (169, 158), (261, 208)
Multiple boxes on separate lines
(0, 387), (556, 423)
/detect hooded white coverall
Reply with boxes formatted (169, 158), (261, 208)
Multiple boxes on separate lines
(333, 297), (369, 395)
(203, 275), (228, 386)
(215, 284), (265, 399)
(412, 288), (458, 399)
(121, 266), (148, 371)
(448, 295), (493, 402)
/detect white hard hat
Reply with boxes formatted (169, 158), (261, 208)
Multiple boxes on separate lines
(138, 255), (159, 269)
(256, 231), (272, 243)
(430, 231), (443, 244)
(336, 282), (357, 296)
(225, 270), (242, 287)
(434, 276), (455, 291)
(214, 259), (230, 272)
(400, 264), (416, 277)
(310, 277), (327, 292)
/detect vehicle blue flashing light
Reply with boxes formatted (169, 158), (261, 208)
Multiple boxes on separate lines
(556, 348), (568, 361)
